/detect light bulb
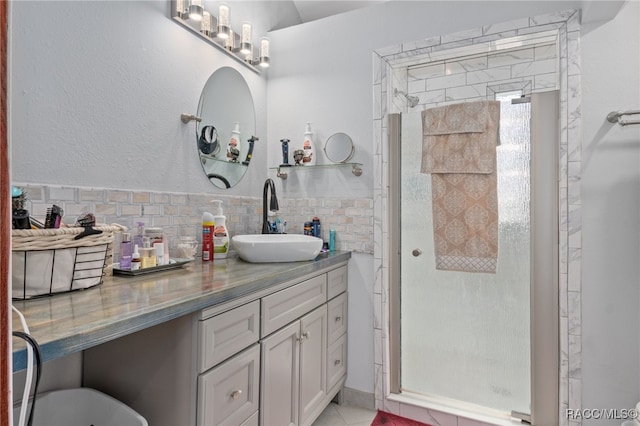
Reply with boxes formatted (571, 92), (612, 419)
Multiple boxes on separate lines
(217, 3), (230, 39)
(201, 11), (211, 35)
(224, 30), (235, 51)
(240, 22), (252, 55)
(259, 37), (270, 68)
(176, 0), (186, 18)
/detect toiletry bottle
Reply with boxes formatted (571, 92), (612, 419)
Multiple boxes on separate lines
(226, 122), (241, 163)
(145, 227), (169, 265)
(154, 243), (165, 266)
(329, 229), (336, 252)
(131, 245), (141, 271)
(302, 122), (316, 165)
(140, 247), (157, 268)
(120, 232), (133, 269)
(312, 217), (321, 238)
(141, 237), (157, 268)
(133, 221), (145, 249)
(211, 200), (230, 259)
(202, 211), (215, 262)
(304, 221), (313, 236)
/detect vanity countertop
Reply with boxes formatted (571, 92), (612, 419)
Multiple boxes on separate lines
(12, 251), (351, 371)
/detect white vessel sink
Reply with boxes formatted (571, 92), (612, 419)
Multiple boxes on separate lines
(232, 234), (323, 263)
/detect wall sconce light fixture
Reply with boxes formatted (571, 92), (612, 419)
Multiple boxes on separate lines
(239, 22), (252, 55)
(217, 4), (230, 39)
(259, 37), (270, 68)
(170, 0), (270, 73)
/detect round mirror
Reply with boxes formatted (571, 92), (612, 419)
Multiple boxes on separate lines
(197, 67), (255, 189)
(324, 132), (354, 163)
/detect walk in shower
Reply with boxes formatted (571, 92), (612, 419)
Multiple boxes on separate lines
(389, 89), (558, 426)
(373, 10), (581, 424)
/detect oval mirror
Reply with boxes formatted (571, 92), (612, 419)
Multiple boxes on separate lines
(324, 132), (354, 163)
(197, 67), (255, 189)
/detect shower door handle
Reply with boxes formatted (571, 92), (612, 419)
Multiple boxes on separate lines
(412, 249), (422, 257)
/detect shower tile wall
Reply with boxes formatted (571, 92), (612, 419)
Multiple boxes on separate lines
(373, 8), (582, 426)
(404, 44), (558, 109)
(14, 183), (374, 257)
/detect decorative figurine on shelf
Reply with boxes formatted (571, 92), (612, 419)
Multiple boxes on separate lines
(293, 149), (304, 166)
(280, 139), (292, 167)
(227, 122), (241, 163)
(226, 138), (240, 163)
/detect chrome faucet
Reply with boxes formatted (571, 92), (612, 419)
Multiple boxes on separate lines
(262, 178), (279, 234)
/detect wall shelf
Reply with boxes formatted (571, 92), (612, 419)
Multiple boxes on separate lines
(270, 163), (363, 179)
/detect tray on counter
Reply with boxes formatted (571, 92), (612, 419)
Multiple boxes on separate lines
(113, 258), (194, 276)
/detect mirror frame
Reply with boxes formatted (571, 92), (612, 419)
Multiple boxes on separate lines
(324, 132), (355, 163)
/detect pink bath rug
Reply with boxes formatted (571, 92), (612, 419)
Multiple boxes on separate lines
(370, 410), (432, 426)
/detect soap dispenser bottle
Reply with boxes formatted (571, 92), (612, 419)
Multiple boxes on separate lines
(302, 122), (315, 165)
(211, 200), (230, 259)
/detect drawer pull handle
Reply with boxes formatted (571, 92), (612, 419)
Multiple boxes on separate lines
(335, 316), (342, 322)
(230, 389), (243, 400)
(334, 359), (341, 366)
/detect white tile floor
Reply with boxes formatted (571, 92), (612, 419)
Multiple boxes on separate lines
(312, 403), (377, 426)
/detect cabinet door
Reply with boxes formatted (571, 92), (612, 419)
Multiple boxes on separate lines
(299, 305), (327, 426)
(197, 344), (260, 426)
(260, 321), (300, 426)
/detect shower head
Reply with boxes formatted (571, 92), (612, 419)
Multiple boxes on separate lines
(394, 88), (420, 108)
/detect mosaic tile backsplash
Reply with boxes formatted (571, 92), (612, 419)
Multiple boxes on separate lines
(13, 183), (374, 260)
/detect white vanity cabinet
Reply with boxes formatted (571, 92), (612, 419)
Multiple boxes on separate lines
(83, 261), (348, 426)
(260, 265), (348, 426)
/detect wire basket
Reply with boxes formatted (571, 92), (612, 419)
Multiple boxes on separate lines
(11, 224), (125, 300)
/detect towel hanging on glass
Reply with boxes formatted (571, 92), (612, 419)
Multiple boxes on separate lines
(421, 100), (500, 273)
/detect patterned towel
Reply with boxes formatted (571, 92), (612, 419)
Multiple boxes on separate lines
(421, 101), (500, 273)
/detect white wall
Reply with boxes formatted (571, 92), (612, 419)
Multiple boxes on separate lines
(581, 1), (640, 422)
(9, 0), (268, 198)
(268, 0), (640, 413)
(9, 0), (640, 414)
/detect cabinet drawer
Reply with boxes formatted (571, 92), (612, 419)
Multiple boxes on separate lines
(197, 344), (260, 426)
(327, 334), (347, 391)
(327, 265), (348, 300)
(199, 300), (260, 372)
(327, 292), (347, 344)
(261, 274), (326, 336)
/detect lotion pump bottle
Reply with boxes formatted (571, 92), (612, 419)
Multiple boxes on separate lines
(211, 200), (229, 259)
(302, 122), (316, 165)
(202, 211), (215, 262)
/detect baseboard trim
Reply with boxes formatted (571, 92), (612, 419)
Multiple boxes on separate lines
(340, 387), (375, 411)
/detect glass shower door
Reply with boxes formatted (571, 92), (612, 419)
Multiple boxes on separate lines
(399, 97), (532, 415)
